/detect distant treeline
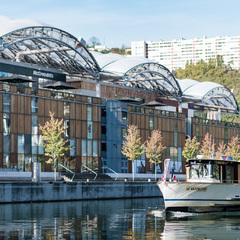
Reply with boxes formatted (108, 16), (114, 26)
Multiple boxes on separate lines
(175, 56), (240, 123)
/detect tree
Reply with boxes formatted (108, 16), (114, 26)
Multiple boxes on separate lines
(182, 135), (200, 161)
(217, 141), (226, 159)
(121, 125), (144, 181)
(226, 135), (240, 161)
(199, 133), (215, 158)
(39, 111), (72, 181)
(88, 36), (100, 47)
(145, 130), (166, 181)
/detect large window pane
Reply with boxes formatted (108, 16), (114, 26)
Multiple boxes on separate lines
(64, 101), (70, 118)
(82, 139), (87, 157)
(87, 105), (92, 121)
(32, 115), (38, 135)
(3, 133), (10, 154)
(18, 134), (24, 154)
(32, 135), (38, 155)
(24, 134), (31, 155)
(18, 154), (24, 171)
(3, 93), (10, 113)
(70, 138), (76, 156)
(87, 140), (93, 157)
(25, 155), (32, 172)
(64, 120), (70, 138)
(93, 140), (98, 157)
(87, 121), (93, 139)
(31, 97), (38, 113)
(3, 154), (10, 168)
(38, 136), (44, 155)
(3, 113), (10, 133)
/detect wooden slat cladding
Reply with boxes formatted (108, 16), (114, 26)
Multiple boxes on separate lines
(17, 95), (24, 114)
(76, 103), (82, 120)
(44, 99), (51, 116)
(38, 98), (45, 116)
(11, 114), (18, 133)
(70, 120), (76, 138)
(11, 95), (17, 113)
(58, 101), (64, 118)
(93, 105), (98, 122)
(51, 100), (58, 116)
(81, 121), (87, 139)
(81, 104), (87, 121)
(76, 120), (82, 138)
(18, 115), (24, 134)
(25, 96), (31, 115)
(38, 117), (45, 135)
(93, 122), (101, 139)
(25, 115), (31, 134)
(11, 134), (17, 153)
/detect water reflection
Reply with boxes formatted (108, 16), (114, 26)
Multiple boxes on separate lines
(0, 198), (240, 239)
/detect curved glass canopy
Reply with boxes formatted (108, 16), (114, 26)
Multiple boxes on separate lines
(0, 18), (100, 79)
(91, 52), (182, 100)
(179, 80), (239, 112)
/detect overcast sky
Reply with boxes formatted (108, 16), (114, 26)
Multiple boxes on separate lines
(1, 0), (240, 48)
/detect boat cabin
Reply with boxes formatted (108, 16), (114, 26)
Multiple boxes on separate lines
(186, 157), (240, 183)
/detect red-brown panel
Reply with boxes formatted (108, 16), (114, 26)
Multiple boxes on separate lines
(18, 115), (24, 134)
(25, 115), (31, 134)
(24, 96), (31, 115)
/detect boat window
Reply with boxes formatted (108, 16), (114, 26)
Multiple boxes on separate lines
(190, 163), (220, 180)
(190, 163), (211, 179)
(213, 165), (220, 180)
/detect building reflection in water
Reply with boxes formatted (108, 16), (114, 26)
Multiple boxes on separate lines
(0, 198), (240, 239)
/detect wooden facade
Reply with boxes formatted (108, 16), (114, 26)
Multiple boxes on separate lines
(192, 117), (240, 146)
(128, 105), (186, 173)
(0, 83), (102, 173)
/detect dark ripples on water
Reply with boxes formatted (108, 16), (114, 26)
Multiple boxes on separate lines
(0, 198), (240, 239)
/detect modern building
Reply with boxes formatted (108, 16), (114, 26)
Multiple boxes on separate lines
(0, 16), (239, 177)
(131, 36), (240, 70)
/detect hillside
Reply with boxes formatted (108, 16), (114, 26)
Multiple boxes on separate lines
(174, 56), (240, 123)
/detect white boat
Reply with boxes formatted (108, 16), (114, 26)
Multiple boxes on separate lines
(158, 157), (240, 213)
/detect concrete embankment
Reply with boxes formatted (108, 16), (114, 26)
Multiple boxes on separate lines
(0, 181), (162, 203)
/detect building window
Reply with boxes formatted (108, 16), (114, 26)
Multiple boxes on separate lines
(32, 115), (38, 135)
(93, 140), (98, 157)
(32, 135), (38, 155)
(18, 134), (24, 154)
(3, 113), (10, 133)
(64, 101), (70, 118)
(82, 139), (87, 157)
(149, 116), (154, 130)
(3, 93), (10, 113)
(31, 97), (38, 113)
(64, 120), (70, 138)
(3, 154), (10, 168)
(3, 133), (10, 154)
(70, 138), (76, 156)
(122, 111), (128, 121)
(87, 121), (93, 139)
(87, 105), (93, 121)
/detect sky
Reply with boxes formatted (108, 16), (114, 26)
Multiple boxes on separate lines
(1, 0), (240, 48)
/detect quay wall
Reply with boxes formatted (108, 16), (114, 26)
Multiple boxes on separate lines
(0, 181), (162, 203)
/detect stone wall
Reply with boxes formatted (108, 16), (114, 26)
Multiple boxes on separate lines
(0, 182), (162, 203)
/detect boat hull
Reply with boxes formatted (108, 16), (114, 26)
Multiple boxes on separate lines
(158, 181), (240, 213)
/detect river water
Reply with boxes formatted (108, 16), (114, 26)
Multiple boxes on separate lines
(0, 197), (240, 239)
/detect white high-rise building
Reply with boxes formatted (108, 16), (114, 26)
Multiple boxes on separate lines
(131, 36), (240, 70)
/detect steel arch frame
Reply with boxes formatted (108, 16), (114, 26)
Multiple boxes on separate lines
(0, 26), (100, 78)
(124, 63), (182, 100)
(203, 86), (239, 112)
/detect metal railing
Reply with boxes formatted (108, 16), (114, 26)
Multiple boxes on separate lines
(102, 165), (118, 180)
(59, 164), (75, 181)
(82, 164), (98, 180)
